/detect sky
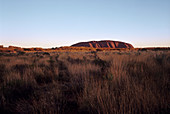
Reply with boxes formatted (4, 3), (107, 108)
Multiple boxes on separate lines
(0, 0), (170, 48)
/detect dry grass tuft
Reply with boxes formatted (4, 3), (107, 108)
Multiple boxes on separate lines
(0, 50), (169, 113)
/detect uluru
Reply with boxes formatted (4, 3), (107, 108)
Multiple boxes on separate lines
(71, 40), (134, 48)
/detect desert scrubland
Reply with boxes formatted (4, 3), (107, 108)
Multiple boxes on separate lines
(0, 49), (169, 113)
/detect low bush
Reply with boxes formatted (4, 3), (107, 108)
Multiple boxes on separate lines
(0, 50), (169, 113)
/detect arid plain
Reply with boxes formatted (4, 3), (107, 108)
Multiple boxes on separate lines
(0, 43), (169, 113)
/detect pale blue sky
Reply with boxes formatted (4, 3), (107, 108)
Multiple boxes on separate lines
(0, 0), (170, 48)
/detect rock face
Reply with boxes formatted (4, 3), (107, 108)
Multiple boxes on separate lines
(71, 40), (134, 48)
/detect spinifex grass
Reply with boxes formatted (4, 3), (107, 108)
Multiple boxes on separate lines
(0, 50), (169, 114)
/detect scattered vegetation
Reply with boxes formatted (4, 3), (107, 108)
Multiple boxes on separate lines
(0, 49), (169, 114)
(1, 45), (169, 53)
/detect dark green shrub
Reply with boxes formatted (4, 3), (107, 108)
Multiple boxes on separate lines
(17, 51), (26, 55)
(43, 52), (50, 55)
(48, 57), (55, 64)
(102, 73), (113, 81)
(13, 64), (29, 75)
(55, 54), (59, 62)
(93, 58), (109, 67)
(67, 56), (84, 64)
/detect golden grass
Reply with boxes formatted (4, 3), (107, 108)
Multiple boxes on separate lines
(0, 50), (169, 113)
